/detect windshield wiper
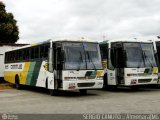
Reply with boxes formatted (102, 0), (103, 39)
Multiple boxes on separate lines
(86, 51), (97, 70)
(139, 43), (147, 68)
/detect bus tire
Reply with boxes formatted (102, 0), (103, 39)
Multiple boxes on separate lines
(45, 79), (48, 89)
(103, 73), (108, 89)
(49, 80), (58, 96)
(108, 85), (117, 90)
(130, 86), (139, 90)
(50, 89), (58, 96)
(15, 76), (21, 90)
(79, 89), (87, 95)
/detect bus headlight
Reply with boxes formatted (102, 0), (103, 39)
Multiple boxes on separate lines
(68, 83), (76, 89)
(131, 79), (137, 84)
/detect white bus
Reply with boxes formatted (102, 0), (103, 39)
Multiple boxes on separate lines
(100, 38), (158, 88)
(4, 37), (104, 95)
(148, 36), (160, 85)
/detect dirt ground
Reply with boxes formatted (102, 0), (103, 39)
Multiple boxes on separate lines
(0, 86), (160, 114)
(0, 83), (13, 90)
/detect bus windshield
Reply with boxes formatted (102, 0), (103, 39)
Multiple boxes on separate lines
(63, 42), (102, 70)
(124, 43), (157, 68)
(141, 43), (157, 67)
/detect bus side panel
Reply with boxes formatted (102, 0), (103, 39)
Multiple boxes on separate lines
(20, 62), (31, 85)
(25, 62), (36, 85)
(4, 71), (16, 84)
(25, 61), (42, 86)
(107, 69), (117, 85)
(36, 61), (53, 88)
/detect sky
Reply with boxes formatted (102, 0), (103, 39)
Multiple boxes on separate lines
(3, 0), (160, 43)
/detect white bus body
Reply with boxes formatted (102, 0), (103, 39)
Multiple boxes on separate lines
(4, 37), (104, 95)
(145, 37), (160, 85)
(100, 38), (159, 87)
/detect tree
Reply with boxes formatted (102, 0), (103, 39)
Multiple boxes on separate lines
(0, 1), (19, 43)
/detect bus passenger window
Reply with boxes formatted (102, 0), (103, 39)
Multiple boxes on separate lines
(26, 49), (29, 59)
(18, 51), (22, 60)
(13, 51), (16, 61)
(44, 44), (49, 58)
(31, 48), (34, 59)
(40, 45), (44, 58)
(22, 49), (26, 60)
(5, 53), (8, 63)
(15, 51), (18, 61)
(35, 47), (39, 59)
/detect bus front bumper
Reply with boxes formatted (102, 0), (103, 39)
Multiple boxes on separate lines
(62, 80), (103, 90)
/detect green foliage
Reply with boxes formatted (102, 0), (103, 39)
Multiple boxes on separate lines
(0, 1), (19, 43)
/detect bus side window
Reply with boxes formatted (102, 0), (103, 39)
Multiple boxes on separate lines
(44, 44), (49, 58)
(108, 49), (115, 70)
(19, 50), (23, 60)
(22, 49), (26, 60)
(5, 52), (9, 63)
(100, 45), (108, 60)
(26, 49), (29, 60)
(15, 51), (18, 61)
(5, 53), (7, 63)
(35, 47), (39, 59)
(10, 52), (13, 61)
(40, 45), (44, 58)
(31, 48), (34, 59)
(13, 51), (16, 61)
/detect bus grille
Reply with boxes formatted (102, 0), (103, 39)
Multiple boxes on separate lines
(138, 79), (152, 83)
(78, 82), (95, 87)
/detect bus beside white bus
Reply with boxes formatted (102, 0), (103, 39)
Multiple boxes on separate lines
(4, 37), (104, 95)
(100, 38), (158, 88)
(148, 36), (160, 85)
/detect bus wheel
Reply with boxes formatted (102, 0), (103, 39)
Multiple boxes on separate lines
(50, 89), (57, 96)
(108, 85), (117, 90)
(130, 86), (139, 90)
(15, 76), (21, 90)
(79, 89), (87, 95)
(103, 73), (108, 89)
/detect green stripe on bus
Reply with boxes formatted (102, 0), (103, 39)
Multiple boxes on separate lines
(25, 62), (36, 85)
(30, 61), (42, 86)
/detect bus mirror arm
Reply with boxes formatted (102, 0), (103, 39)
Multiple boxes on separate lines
(48, 48), (54, 73)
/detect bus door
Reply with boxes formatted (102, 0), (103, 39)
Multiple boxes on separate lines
(107, 43), (125, 85)
(107, 48), (117, 85)
(156, 41), (160, 82)
(156, 42), (160, 72)
(114, 46), (125, 85)
(54, 43), (63, 88)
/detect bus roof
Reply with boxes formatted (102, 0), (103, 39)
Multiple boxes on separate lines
(100, 38), (155, 44)
(5, 37), (98, 52)
(50, 37), (97, 43)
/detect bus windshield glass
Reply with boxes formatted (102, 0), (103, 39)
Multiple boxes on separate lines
(124, 43), (157, 68)
(63, 42), (102, 70)
(141, 43), (157, 67)
(124, 43), (144, 68)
